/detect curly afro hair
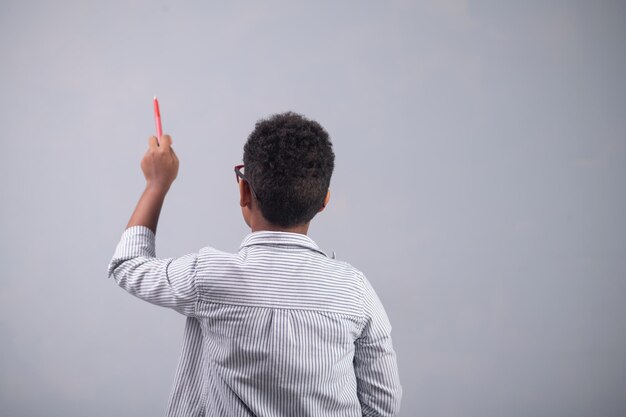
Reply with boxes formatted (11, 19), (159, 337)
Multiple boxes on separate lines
(243, 112), (335, 228)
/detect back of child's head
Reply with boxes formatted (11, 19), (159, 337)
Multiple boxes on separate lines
(243, 112), (335, 228)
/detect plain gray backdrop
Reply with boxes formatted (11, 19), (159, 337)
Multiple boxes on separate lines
(1, 1), (625, 416)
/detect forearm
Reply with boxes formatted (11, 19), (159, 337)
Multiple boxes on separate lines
(354, 338), (402, 416)
(126, 184), (169, 233)
(355, 274), (402, 416)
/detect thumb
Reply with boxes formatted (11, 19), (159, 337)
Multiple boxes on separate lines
(148, 136), (159, 149)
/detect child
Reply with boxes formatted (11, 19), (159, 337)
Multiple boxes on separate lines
(108, 112), (402, 416)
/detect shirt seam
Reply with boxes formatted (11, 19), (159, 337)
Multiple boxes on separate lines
(196, 298), (366, 320)
(356, 271), (368, 335)
(238, 243), (328, 258)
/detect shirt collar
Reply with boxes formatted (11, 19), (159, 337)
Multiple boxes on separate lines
(239, 231), (328, 257)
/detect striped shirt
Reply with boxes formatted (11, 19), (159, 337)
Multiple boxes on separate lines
(107, 225), (402, 417)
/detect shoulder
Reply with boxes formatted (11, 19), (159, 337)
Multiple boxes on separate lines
(319, 257), (370, 307)
(195, 245), (242, 266)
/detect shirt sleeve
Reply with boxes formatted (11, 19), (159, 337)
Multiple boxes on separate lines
(107, 225), (198, 316)
(354, 273), (403, 416)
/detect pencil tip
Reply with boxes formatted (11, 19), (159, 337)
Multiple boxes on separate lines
(154, 95), (158, 100)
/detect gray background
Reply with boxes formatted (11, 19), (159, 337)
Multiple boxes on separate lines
(1, 1), (625, 416)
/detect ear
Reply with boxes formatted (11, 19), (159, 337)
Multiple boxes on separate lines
(239, 180), (252, 208)
(319, 189), (331, 212)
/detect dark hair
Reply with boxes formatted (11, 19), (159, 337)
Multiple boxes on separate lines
(243, 111), (335, 228)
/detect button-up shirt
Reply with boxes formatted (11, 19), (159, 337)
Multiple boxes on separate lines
(108, 226), (402, 416)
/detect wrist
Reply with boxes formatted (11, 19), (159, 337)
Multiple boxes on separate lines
(145, 181), (171, 194)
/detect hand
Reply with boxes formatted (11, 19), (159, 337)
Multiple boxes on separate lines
(141, 134), (179, 192)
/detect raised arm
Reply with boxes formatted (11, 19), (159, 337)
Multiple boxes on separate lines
(107, 134), (197, 315)
(107, 226), (199, 315)
(126, 134), (179, 233)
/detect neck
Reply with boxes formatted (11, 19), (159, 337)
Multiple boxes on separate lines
(250, 215), (310, 235)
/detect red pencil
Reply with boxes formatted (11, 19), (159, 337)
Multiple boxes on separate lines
(153, 96), (163, 142)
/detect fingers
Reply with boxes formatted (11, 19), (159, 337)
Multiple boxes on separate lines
(160, 134), (173, 148)
(148, 134), (175, 163)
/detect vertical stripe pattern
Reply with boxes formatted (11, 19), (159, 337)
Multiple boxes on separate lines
(108, 225), (402, 416)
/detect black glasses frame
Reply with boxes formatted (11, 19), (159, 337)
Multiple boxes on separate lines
(234, 164), (261, 203)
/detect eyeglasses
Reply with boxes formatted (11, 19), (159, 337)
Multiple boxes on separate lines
(234, 164), (261, 203)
